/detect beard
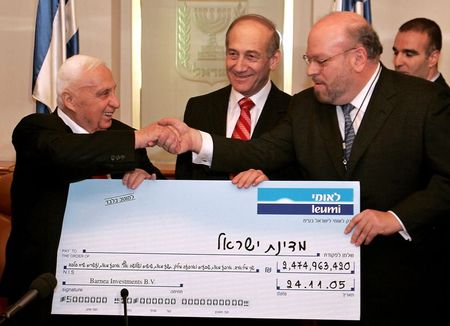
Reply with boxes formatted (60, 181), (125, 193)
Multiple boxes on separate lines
(312, 71), (350, 104)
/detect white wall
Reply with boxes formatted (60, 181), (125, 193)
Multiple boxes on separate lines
(0, 1), (35, 161)
(1, 0), (449, 162)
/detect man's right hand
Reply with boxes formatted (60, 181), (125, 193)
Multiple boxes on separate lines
(134, 122), (178, 149)
(157, 118), (203, 154)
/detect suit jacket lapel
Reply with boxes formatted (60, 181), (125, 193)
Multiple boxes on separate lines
(347, 67), (396, 174)
(52, 108), (75, 133)
(211, 85), (231, 136)
(253, 83), (286, 137)
(316, 102), (348, 177)
(435, 74), (450, 89)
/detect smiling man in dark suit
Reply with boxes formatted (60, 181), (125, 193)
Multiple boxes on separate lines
(175, 14), (299, 181)
(0, 54), (176, 326)
(161, 11), (450, 325)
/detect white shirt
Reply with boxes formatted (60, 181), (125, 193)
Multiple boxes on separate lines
(57, 108), (111, 178)
(430, 72), (441, 82)
(336, 63), (381, 137)
(226, 81), (271, 137)
(57, 108), (89, 134)
(193, 80), (272, 165)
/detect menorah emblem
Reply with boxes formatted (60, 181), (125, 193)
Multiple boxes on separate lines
(176, 0), (247, 85)
(193, 8), (231, 60)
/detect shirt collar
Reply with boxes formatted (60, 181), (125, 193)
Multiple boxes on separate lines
(348, 63), (381, 113)
(230, 79), (272, 109)
(57, 108), (89, 134)
(430, 72), (441, 82)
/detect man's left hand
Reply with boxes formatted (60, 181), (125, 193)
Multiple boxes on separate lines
(122, 168), (156, 189)
(344, 209), (403, 246)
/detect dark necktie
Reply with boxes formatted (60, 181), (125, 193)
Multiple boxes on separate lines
(342, 103), (355, 165)
(232, 97), (255, 140)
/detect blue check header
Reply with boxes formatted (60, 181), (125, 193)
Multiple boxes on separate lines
(257, 188), (354, 215)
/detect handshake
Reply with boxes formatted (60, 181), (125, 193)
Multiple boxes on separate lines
(134, 118), (201, 154)
(134, 118), (268, 188)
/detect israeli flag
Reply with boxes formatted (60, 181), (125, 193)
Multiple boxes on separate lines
(333, 0), (372, 24)
(32, 0), (79, 114)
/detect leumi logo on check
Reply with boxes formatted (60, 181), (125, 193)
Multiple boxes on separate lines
(257, 188), (354, 215)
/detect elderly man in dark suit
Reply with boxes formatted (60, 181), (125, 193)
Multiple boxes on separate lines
(0, 54), (176, 326)
(161, 11), (450, 325)
(175, 14), (299, 181)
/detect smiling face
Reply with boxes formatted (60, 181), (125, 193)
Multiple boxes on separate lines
(225, 19), (280, 97)
(63, 64), (120, 133)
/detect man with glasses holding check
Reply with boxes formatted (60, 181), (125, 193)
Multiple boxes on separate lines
(159, 11), (450, 325)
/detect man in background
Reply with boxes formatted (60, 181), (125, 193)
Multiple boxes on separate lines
(0, 54), (175, 326)
(175, 14), (299, 180)
(393, 17), (449, 88)
(393, 17), (450, 322)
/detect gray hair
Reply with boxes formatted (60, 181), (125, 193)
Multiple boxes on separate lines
(225, 14), (280, 57)
(56, 54), (105, 108)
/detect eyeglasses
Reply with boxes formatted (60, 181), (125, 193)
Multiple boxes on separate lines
(302, 47), (357, 67)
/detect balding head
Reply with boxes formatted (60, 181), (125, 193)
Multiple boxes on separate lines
(305, 12), (382, 105)
(311, 12), (382, 60)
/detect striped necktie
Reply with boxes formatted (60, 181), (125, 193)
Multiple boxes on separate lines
(342, 103), (355, 166)
(232, 97), (255, 140)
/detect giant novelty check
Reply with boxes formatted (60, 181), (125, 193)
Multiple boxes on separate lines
(52, 180), (360, 320)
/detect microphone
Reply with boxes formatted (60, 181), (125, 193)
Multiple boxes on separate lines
(120, 288), (129, 326)
(0, 273), (57, 323)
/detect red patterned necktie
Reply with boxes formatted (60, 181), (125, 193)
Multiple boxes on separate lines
(92, 174), (108, 179)
(232, 97), (255, 140)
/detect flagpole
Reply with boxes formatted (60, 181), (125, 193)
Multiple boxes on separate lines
(333, 0), (343, 12)
(355, 1), (363, 16)
(60, 0), (66, 60)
